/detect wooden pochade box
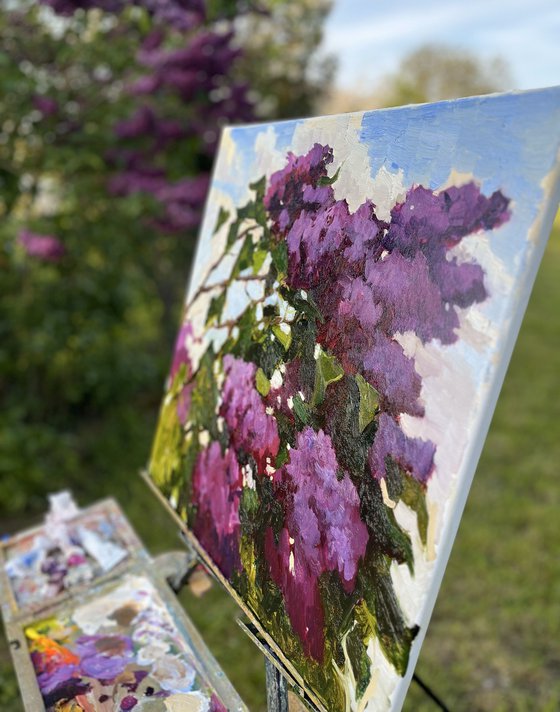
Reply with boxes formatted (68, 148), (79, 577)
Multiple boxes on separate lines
(0, 496), (247, 712)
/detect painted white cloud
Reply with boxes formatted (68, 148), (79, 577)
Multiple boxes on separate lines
(291, 112), (406, 218)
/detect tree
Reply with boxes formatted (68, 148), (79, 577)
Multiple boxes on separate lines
(381, 43), (513, 107)
(320, 43), (512, 115)
(237, 0), (336, 119)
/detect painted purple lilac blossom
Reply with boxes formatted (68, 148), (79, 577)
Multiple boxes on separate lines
(266, 428), (368, 661)
(220, 355), (280, 472)
(150, 142), (511, 708)
(192, 442), (243, 579)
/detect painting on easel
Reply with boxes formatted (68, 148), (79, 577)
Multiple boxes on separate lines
(148, 88), (560, 711)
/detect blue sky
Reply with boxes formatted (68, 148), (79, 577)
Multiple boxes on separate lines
(323, 0), (560, 91)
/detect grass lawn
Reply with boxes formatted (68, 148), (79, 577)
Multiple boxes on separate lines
(1, 224), (559, 711)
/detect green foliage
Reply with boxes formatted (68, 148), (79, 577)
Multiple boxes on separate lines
(190, 347), (219, 439)
(382, 44), (513, 107)
(206, 292), (227, 327)
(213, 206), (230, 235)
(401, 473), (429, 546)
(271, 323), (291, 351)
(0, 0), (334, 521)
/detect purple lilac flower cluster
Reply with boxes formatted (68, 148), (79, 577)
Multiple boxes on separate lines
(110, 26), (253, 233)
(18, 230), (66, 263)
(38, 0), (255, 242)
(192, 442), (243, 579)
(219, 355), (280, 472)
(43, 0), (204, 28)
(190, 354), (280, 578)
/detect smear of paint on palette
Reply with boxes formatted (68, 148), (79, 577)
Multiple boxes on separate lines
(5, 508), (130, 609)
(25, 574), (227, 711)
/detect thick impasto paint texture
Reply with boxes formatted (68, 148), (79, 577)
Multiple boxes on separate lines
(4, 503), (133, 611)
(25, 575), (227, 711)
(149, 89), (560, 711)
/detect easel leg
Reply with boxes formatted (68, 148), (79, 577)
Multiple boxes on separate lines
(265, 657), (289, 712)
(412, 673), (451, 712)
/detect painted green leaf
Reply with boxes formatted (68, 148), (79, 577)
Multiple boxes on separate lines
(231, 233), (254, 278)
(177, 433), (201, 524)
(255, 367), (271, 396)
(205, 291), (226, 327)
(235, 198), (267, 229)
(213, 205), (230, 235)
(148, 396), (182, 492)
(356, 477), (413, 568)
(249, 175), (266, 200)
(317, 165), (341, 186)
(345, 623), (372, 701)
(275, 443), (290, 469)
(312, 347), (344, 406)
(271, 241), (288, 276)
(281, 287), (324, 324)
(373, 571), (419, 676)
(272, 324), (292, 351)
(292, 394), (309, 425)
(401, 473), (429, 546)
(226, 217), (241, 250)
(356, 373), (379, 432)
(230, 305), (257, 358)
(190, 348), (219, 437)
(240, 487), (260, 517)
(252, 248), (268, 273)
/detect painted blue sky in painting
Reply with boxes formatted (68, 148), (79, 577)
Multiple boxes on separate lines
(197, 87), (560, 380)
(323, 0), (560, 92)
(221, 88), (560, 268)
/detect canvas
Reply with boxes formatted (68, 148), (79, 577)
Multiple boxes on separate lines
(148, 87), (560, 711)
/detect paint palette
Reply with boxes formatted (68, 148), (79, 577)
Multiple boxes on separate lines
(1, 496), (248, 711)
(0, 499), (143, 620)
(5, 570), (245, 712)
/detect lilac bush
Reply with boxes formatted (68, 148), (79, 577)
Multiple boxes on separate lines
(18, 230), (66, 263)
